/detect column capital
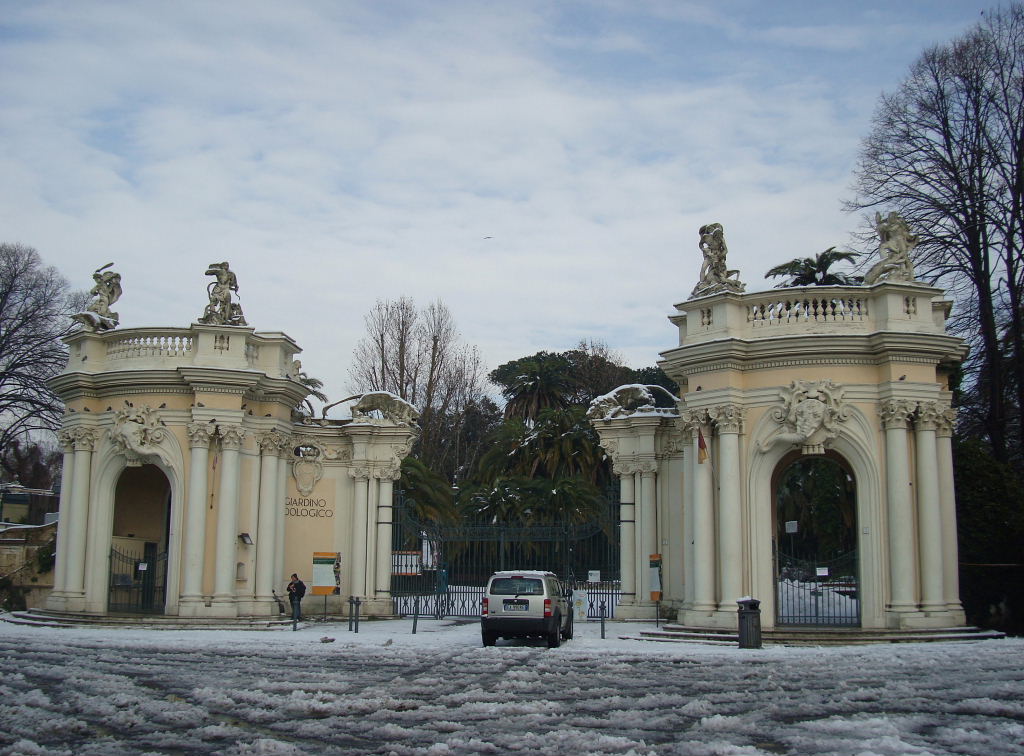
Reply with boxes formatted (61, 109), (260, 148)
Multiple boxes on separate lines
(373, 463), (402, 480)
(676, 408), (710, 437)
(880, 399), (914, 430)
(256, 429), (290, 455)
(186, 422), (217, 448)
(57, 429), (76, 451)
(348, 465), (371, 481)
(218, 424), (246, 449)
(67, 426), (100, 452)
(915, 402), (942, 431)
(711, 404), (744, 434)
(637, 459), (658, 475)
(936, 406), (957, 438)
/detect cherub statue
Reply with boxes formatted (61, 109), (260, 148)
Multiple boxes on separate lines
(71, 263), (122, 331)
(690, 223), (746, 298)
(197, 262), (247, 326)
(863, 212), (917, 285)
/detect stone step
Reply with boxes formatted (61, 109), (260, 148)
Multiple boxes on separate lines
(2, 609), (297, 631)
(624, 625), (1005, 646)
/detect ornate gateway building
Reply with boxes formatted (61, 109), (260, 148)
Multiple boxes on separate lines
(590, 216), (968, 631)
(46, 263), (416, 619)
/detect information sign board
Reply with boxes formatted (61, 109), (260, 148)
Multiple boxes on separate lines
(312, 552), (341, 596)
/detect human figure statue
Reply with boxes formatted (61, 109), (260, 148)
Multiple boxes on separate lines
(863, 212), (917, 285)
(72, 263), (122, 332)
(690, 223), (746, 298)
(197, 261), (248, 326)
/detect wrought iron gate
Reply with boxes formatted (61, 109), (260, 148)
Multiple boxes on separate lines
(390, 490), (621, 619)
(108, 544), (167, 614)
(776, 547), (859, 626)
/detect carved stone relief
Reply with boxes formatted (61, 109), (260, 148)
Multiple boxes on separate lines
(291, 438), (325, 496)
(109, 405), (167, 466)
(759, 380), (849, 455)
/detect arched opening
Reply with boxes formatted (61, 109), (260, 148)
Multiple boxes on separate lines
(773, 452), (860, 626)
(108, 465), (171, 614)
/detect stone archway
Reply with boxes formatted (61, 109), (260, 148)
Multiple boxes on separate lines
(108, 465), (171, 614)
(772, 452), (859, 627)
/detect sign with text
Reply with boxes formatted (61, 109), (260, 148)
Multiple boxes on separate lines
(312, 552), (341, 596)
(285, 496), (333, 518)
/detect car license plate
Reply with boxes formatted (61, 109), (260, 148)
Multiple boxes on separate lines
(503, 600), (528, 611)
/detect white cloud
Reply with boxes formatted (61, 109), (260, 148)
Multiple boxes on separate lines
(0, 0), (997, 396)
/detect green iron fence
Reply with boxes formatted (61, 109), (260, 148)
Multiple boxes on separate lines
(390, 489), (621, 619)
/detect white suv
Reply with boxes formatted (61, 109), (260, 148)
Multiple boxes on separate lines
(480, 570), (573, 648)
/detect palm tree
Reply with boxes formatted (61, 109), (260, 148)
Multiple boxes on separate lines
(398, 457), (458, 525)
(498, 353), (576, 422)
(474, 407), (605, 485)
(765, 247), (862, 287)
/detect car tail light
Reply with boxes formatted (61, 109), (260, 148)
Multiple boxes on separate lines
(544, 598), (552, 617)
(482, 597), (489, 617)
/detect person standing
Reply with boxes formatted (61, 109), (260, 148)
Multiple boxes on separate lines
(287, 573), (306, 623)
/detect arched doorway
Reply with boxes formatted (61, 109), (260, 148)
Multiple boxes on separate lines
(108, 465), (171, 614)
(773, 453), (860, 626)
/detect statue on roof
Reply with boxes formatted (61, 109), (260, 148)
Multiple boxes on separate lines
(690, 222), (746, 298)
(863, 212), (918, 285)
(197, 262), (247, 326)
(72, 263), (122, 332)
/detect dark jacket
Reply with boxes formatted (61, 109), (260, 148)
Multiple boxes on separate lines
(288, 579), (306, 600)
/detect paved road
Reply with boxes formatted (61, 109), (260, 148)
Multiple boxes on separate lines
(0, 621), (1021, 755)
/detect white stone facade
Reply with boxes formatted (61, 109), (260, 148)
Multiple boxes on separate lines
(591, 281), (967, 630)
(46, 323), (415, 618)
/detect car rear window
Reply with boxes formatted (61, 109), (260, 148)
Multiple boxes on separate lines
(489, 577), (544, 596)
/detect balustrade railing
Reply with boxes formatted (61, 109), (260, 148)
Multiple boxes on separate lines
(747, 293), (868, 327)
(105, 331), (194, 361)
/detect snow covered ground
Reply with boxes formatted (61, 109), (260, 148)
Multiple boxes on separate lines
(0, 616), (1021, 756)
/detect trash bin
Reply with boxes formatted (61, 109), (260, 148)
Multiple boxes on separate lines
(736, 597), (762, 649)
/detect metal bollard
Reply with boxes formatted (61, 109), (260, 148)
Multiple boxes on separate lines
(347, 595), (355, 631)
(353, 597), (362, 633)
(599, 600), (607, 639)
(412, 595), (420, 634)
(736, 597), (762, 649)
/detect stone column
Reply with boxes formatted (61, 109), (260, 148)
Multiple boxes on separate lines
(47, 431), (77, 607)
(374, 467), (399, 599)
(275, 449), (289, 593)
(180, 423), (215, 612)
(64, 427), (98, 606)
(254, 431), (284, 612)
(713, 405), (744, 611)
(639, 461), (658, 604)
(681, 427), (695, 608)
(688, 413), (717, 613)
(212, 425), (245, 613)
(915, 403), (945, 613)
(936, 407), (964, 616)
(881, 400), (917, 614)
(616, 461), (637, 606)
(349, 467), (371, 598)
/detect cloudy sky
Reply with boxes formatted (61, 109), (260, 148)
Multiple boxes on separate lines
(0, 1), (996, 397)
